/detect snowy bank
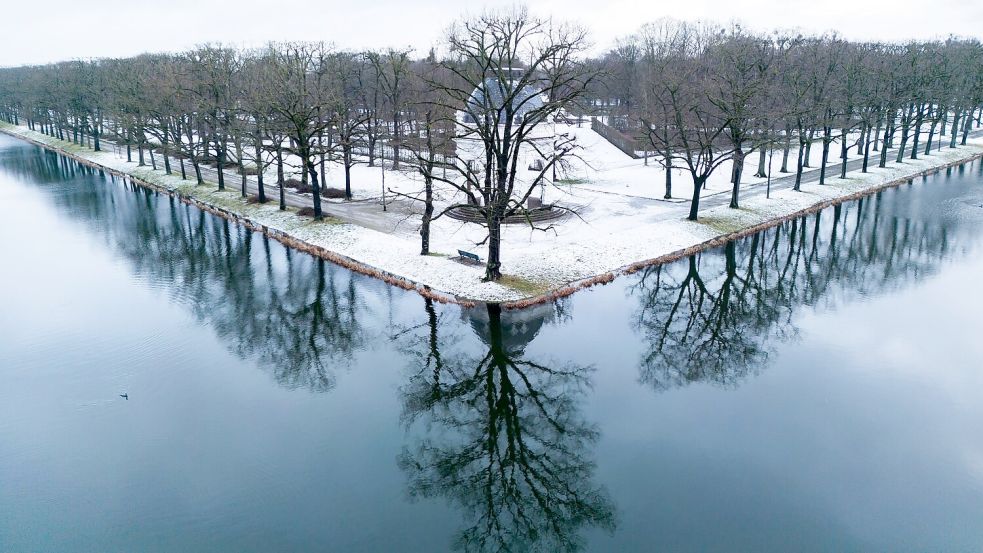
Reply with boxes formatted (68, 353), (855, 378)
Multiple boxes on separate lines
(3, 121), (981, 307)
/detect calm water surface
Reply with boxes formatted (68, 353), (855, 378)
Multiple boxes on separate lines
(2, 134), (983, 552)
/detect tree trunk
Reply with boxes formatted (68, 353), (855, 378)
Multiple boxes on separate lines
(484, 213), (502, 281)
(839, 127), (849, 179)
(307, 156), (323, 220)
(93, 116), (101, 151)
(320, 150), (326, 190)
(216, 141), (226, 190)
(664, 160), (672, 199)
(754, 148), (767, 178)
(925, 112), (939, 156)
(276, 146), (286, 211)
(162, 132), (172, 175)
(879, 122), (892, 168)
(910, 103), (924, 159)
(730, 148), (743, 208)
(421, 177), (433, 255)
(793, 138), (806, 191)
(860, 125), (877, 173)
(818, 127), (831, 185)
(780, 129), (791, 173)
(392, 110), (401, 170)
(367, 132), (376, 167)
(950, 109), (961, 149)
(254, 135), (266, 203)
(344, 146), (353, 200)
(192, 157), (203, 185)
(687, 176), (704, 221)
(895, 106), (912, 163)
(239, 158), (247, 198)
(803, 129), (815, 167)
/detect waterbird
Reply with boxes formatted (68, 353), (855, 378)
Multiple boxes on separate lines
(120, 393), (128, 400)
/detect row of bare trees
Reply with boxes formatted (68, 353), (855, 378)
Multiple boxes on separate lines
(0, 43), (424, 210)
(594, 21), (983, 219)
(1, 11), (981, 277)
(0, 9), (594, 281)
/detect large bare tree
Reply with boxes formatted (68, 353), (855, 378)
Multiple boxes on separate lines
(260, 42), (336, 219)
(425, 8), (596, 281)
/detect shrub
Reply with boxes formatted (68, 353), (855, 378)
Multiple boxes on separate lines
(283, 178), (312, 194)
(209, 159), (239, 169)
(297, 207), (316, 217)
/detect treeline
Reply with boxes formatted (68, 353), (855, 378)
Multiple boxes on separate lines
(0, 11), (981, 278)
(0, 43), (440, 211)
(591, 21), (983, 218)
(0, 9), (593, 281)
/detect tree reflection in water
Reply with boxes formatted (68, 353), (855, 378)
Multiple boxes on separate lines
(17, 145), (983, 550)
(397, 299), (615, 552)
(632, 186), (978, 391)
(29, 152), (370, 391)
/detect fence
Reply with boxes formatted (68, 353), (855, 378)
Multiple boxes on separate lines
(590, 117), (641, 159)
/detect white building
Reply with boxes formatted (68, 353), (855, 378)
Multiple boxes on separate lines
(455, 69), (557, 204)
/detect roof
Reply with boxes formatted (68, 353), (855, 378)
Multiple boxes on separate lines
(464, 77), (546, 124)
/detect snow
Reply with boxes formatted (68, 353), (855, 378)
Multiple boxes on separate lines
(3, 120), (981, 305)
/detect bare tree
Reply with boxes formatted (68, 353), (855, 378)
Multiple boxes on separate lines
(398, 61), (456, 255)
(424, 8), (596, 280)
(260, 42), (336, 219)
(637, 21), (735, 220)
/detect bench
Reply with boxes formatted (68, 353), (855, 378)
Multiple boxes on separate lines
(457, 249), (482, 264)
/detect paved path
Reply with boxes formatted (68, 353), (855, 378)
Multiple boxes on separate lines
(60, 127), (983, 235)
(100, 137), (419, 235)
(668, 130), (983, 215)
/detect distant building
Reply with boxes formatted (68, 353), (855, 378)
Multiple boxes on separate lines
(456, 69), (557, 203)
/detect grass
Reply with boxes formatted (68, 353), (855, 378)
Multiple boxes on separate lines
(498, 274), (551, 296)
(697, 213), (750, 235)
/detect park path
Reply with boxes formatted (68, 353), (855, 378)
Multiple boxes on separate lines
(99, 136), (417, 235)
(672, 130), (983, 214)
(50, 127), (983, 235)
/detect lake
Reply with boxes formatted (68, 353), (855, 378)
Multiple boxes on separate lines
(2, 133), (983, 552)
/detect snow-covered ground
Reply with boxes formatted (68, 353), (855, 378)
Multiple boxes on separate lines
(3, 120), (981, 304)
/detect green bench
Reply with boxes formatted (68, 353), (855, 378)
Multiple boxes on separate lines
(457, 249), (482, 263)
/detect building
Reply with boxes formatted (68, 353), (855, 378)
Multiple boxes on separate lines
(455, 69), (557, 204)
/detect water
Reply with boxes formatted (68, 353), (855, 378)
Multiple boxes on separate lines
(2, 133), (983, 552)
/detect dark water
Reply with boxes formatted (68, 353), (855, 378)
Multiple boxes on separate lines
(2, 134), (983, 553)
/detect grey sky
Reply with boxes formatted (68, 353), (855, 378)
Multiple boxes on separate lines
(3, 0), (981, 67)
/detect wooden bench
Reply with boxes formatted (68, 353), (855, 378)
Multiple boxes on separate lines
(457, 249), (482, 264)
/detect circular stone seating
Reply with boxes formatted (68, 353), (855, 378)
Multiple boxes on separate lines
(445, 203), (575, 224)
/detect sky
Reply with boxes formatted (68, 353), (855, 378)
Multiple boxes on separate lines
(2, 0), (981, 67)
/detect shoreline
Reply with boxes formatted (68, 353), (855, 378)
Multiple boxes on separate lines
(3, 123), (982, 309)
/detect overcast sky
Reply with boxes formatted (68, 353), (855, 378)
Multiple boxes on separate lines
(3, 0), (981, 67)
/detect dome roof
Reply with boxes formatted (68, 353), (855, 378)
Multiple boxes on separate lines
(464, 77), (546, 124)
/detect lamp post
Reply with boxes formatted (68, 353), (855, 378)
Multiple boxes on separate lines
(381, 135), (388, 212)
(767, 143), (774, 199)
